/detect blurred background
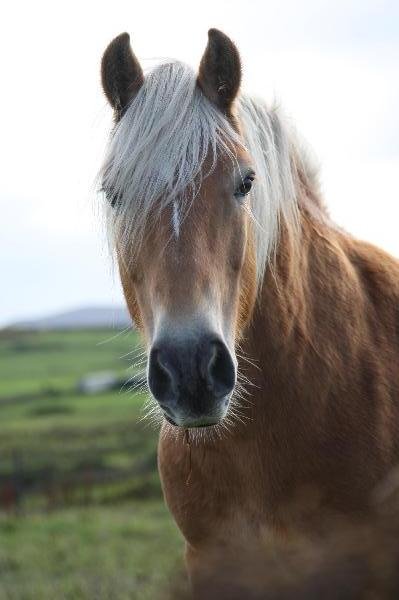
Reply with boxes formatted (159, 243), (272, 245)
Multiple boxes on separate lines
(0, 0), (398, 598)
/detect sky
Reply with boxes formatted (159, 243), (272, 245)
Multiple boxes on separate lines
(1, 0), (398, 326)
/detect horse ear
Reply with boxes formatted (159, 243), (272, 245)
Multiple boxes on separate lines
(197, 29), (241, 115)
(101, 32), (144, 116)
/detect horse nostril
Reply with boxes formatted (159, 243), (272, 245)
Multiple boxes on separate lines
(148, 348), (175, 405)
(206, 340), (236, 399)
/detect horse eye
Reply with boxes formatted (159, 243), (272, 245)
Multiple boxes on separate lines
(235, 175), (254, 199)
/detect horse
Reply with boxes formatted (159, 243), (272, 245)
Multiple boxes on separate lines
(99, 29), (399, 598)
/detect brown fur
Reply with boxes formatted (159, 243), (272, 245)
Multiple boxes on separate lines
(157, 202), (399, 595)
(117, 155), (399, 595)
(117, 150), (256, 347)
(100, 29), (399, 597)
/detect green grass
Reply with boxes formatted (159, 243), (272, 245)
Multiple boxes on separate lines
(0, 329), (141, 398)
(0, 503), (185, 600)
(0, 328), (186, 599)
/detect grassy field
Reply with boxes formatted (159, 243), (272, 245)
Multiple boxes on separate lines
(0, 328), (186, 599)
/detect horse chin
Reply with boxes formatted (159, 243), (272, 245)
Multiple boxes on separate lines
(161, 395), (231, 429)
(162, 412), (224, 429)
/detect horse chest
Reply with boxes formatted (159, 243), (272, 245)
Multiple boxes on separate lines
(157, 430), (277, 549)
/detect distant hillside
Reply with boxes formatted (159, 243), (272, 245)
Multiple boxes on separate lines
(7, 306), (132, 331)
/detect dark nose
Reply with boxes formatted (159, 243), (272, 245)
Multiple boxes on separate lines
(148, 335), (236, 426)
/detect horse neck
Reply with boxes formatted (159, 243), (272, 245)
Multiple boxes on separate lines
(239, 203), (349, 437)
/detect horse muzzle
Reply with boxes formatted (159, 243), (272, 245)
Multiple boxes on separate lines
(148, 333), (236, 428)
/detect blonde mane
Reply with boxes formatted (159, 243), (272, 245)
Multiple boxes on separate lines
(100, 60), (315, 285)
